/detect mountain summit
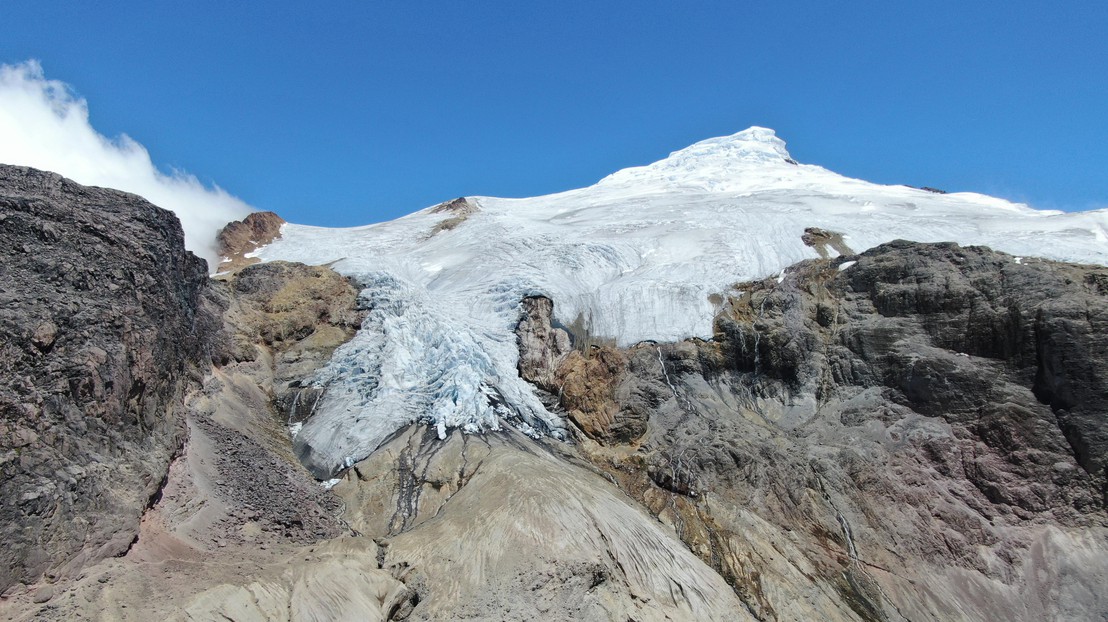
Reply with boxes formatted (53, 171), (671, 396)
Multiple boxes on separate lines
(597, 126), (797, 190)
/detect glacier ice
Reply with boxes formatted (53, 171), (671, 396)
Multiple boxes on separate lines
(258, 126), (1108, 477)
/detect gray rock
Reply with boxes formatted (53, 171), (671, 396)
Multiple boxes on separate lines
(0, 165), (217, 592)
(519, 241), (1108, 621)
(515, 296), (571, 392)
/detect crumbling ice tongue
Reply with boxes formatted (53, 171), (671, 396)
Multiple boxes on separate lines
(287, 272), (568, 479)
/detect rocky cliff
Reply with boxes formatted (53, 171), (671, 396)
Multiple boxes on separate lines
(0, 166), (215, 593)
(516, 240), (1108, 621)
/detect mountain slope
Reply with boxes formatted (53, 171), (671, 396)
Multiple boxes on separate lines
(255, 127), (1108, 477)
(512, 240), (1108, 621)
(2, 147), (1106, 620)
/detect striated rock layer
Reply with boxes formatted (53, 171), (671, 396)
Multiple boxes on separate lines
(516, 240), (1108, 621)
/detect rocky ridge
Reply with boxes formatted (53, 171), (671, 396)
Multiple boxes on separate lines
(215, 211), (285, 274)
(515, 240), (1108, 621)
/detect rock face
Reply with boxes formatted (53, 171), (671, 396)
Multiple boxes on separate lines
(0, 253), (380, 620)
(330, 424), (750, 621)
(519, 241), (1108, 621)
(801, 226), (854, 258)
(215, 211), (285, 273)
(211, 260), (365, 410)
(427, 197), (477, 236)
(0, 166), (215, 593)
(515, 296), (571, 392)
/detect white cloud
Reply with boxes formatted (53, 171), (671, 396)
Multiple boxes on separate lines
(0, 60), (253, 270)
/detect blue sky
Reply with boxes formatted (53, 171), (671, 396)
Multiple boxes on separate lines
(1, 1), (1105, 226)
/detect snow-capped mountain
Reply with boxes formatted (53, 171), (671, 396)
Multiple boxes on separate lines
(255, 127), (1108, 476)
(5, 138), (1107, 622)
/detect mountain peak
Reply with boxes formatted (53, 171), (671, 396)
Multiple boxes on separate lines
(673, 126), (792, 164)
(596, 126), (798, 190)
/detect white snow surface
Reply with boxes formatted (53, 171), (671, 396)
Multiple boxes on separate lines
(255, 127), (1108, 476)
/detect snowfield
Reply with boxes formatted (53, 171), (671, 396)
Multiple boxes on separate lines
(255, 127), (1108, 476)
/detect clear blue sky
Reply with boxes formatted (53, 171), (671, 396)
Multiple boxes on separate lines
(3, 1), (1105, 225)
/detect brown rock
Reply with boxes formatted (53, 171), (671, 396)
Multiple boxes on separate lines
(428, 197), (477, 236)
(515, 296), (571, 392)
(215, 211), (285, 273)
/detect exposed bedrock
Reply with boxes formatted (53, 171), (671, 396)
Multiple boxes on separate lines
(330, 424), (750, 621)
(1, 254), (377, 620)
(187, 259), (365, 541)
(518, 240), (1108, 621)
(517, 296), (649, 445)
(215, 210), (285, 273)
(0, 165), (216, 593)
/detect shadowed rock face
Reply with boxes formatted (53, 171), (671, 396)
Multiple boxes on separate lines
(519, 241), (1108, 621)
(0, 165), (216, 593)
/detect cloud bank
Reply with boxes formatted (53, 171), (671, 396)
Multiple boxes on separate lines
(0, 60), (253, 270)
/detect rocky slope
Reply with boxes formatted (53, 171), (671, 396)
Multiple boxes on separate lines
(516, 240), (1108, 621)
(0, 166), (215, 594)
(0, 252), (392, 620)
(0, 168), (398, 620)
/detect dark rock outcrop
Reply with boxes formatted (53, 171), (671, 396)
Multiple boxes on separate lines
(801, 226), (854, 258)
(428, 197), (477, 236)
(0, 166), (216, 593)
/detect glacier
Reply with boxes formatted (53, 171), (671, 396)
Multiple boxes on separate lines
(256, 127), (1108, 477)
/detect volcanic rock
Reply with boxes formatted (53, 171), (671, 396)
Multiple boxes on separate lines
(215, 211), (285, 273)
(0, 165), (215, 592)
